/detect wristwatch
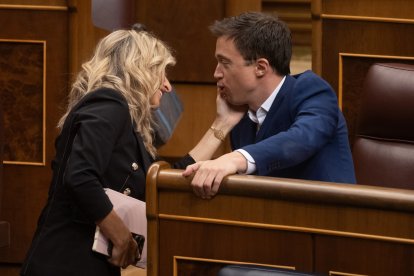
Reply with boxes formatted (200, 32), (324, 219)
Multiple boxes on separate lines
(210, 127), (225, 142)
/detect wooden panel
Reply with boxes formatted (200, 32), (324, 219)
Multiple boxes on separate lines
(157, 191), (414, 241)
(321, 0), (414, 19)
(0, 97), (6, 249)
(67, 0), (109, 76)
(136, 0), (224, 83)
(226, 0), (261, 16)
(0, 40), (45, 164)
(315, 235), (414, 276)
(160, 220), (312, 276)
(0, 265), (20, 276)
(174, 257), (295, 276)
(263, 0), (312, 46)
(146, 162), (414, 276)
(0, 7), (68, 262)
(321, 19), (414, 93)
(175, 258), (225, 276)
(0, 222), (8, 248)
(0, 0), (66, 6)
(157, 84), (230, 158)
(91, 0), (136, 32)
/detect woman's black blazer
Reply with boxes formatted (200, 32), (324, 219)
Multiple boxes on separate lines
(21, 88), (158, 276)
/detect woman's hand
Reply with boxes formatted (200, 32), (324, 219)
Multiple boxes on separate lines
(187, 91), (247, 162)
(215, 91), (247, 130)
(97, 210), (139, 268)
(110, 233), (138, 268)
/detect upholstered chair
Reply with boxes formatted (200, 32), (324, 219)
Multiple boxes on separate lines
(352, 63), (414, 189)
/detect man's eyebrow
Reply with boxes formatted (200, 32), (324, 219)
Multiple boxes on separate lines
(216, 54), (230, 62)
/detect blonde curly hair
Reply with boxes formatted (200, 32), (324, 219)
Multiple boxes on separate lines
(58, 28), (176, 158)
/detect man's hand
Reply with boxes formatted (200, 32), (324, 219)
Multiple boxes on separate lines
(183, 151), (247, 199)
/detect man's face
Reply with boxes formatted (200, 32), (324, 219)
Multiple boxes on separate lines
(214, 36), (257, 106)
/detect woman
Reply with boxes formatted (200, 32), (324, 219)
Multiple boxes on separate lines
(20, 26), (244, 276)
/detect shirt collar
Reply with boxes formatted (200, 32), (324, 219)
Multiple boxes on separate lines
(248, 76), (286, 125)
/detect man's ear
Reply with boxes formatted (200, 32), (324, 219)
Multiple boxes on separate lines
(255, 58), (269, 77)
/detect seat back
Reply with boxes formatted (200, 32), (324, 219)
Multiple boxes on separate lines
(217, 265), (315, 276)
(352, 63), (414, 189)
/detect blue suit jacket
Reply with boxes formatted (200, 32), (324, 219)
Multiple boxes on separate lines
(231, 71), (356, 184)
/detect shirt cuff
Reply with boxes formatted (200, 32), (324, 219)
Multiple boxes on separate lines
(235, 149), (256, 174)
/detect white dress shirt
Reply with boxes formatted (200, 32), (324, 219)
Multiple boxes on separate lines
(236, 76), (286, 174)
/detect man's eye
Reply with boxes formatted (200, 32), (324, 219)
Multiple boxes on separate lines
(218, 58), (229, 64)
(220, 60), (230, 67)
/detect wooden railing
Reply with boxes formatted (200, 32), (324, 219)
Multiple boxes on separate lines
(146, 161), (414, 276)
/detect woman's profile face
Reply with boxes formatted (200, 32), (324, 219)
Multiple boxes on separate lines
(150, 76), (172, 108)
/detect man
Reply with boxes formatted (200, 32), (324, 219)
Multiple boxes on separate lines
(183, 12), (356, 199)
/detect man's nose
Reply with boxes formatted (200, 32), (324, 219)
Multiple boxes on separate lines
(214, 64), (223, 79)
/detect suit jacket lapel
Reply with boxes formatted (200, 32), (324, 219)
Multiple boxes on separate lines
(240, 115), (258, 146)
(256, 75), (294, 141)
(133, 130), (153, 173)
